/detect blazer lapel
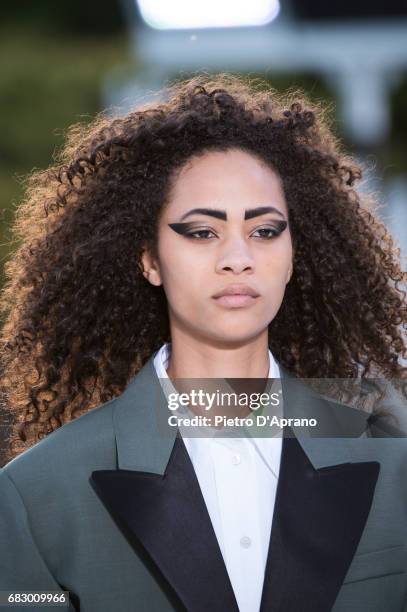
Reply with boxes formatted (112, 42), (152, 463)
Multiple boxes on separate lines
(90, 356), (239, 612)
(90, 354), (381, 612)
(259, 366), (381, 612)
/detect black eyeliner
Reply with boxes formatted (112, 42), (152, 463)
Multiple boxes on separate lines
(168, 219), (288, 237)
(273, 220), (288, 233)
(253, 220), (288, 235)
(168, 222), (196, 235)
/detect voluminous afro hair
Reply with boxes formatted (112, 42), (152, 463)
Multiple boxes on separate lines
(1, 74), (406, 459)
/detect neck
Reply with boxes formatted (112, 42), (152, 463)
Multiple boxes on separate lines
(166, 329), (270, 380)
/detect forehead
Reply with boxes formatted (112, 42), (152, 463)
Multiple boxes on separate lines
(165, 149), (287, 217)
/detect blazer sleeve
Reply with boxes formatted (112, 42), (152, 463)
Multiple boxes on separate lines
(0, 468), (76, 611)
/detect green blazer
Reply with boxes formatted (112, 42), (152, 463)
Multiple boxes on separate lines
(1, 354), (406, 611)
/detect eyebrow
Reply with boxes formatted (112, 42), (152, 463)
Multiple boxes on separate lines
(178, 206), (286, 221)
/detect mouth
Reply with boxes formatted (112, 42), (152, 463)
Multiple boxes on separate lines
(212, 294), (259, 308)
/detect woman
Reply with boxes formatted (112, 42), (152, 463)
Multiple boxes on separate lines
(0, 75), (406, 612)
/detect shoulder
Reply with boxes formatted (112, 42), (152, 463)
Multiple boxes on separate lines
(2, 396), (119, 501)
(0, 397), (126, 573)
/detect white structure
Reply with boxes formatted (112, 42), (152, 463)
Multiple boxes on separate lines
(105, 0), (407, 255)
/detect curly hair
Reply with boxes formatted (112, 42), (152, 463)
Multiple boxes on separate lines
(1, 74), (406, 460)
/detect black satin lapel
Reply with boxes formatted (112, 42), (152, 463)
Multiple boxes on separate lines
(260, 435), (380, 612)
(90, 435), (239, 612)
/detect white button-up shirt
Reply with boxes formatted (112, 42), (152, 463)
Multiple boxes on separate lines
(153, 343), (283, 612)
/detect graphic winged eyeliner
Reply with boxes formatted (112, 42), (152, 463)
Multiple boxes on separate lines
(168, 220), (288, 238)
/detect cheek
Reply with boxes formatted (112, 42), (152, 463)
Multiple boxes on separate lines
(261, 241), (292, 283)
(159, 237), (209, 287)
(159, 252), (206, 308)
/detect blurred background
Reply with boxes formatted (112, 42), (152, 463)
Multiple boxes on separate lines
(1, 0), (407, 283)
(1, 1), (407, 461)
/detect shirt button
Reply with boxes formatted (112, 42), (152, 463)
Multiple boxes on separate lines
(231, 453), (241, 466)
(240, 536), (252, 549)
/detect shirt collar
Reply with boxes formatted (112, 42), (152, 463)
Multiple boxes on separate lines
(153, 342), (282, 473)
(154, 342), (280, 379)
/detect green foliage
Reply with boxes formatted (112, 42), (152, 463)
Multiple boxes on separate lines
(2, 0), (125, 36)
(0, 26), (130, 284)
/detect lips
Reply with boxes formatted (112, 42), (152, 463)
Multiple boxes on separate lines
(212, 284), (259, 299)
(214, 294), (258, 308)
(212, 284), (260, 308)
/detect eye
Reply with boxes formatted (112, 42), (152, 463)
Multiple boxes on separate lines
(251, 226), (281, 240)
(185, 228), (217, 240)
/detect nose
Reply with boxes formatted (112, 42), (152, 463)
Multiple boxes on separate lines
(215, 236), (255, 275)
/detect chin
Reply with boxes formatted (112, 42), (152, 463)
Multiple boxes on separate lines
(203, 327), (267, 348)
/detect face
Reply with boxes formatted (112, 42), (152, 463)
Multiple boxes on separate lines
(141, 149), (293, 348)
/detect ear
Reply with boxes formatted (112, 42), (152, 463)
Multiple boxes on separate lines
(286, 244), (295, 284)
(286, 261), (293, 284)
(140, 248), (162, 287)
